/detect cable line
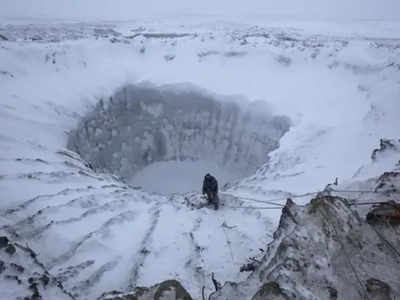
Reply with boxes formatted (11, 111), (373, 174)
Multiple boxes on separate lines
(333, 188), (400, 194)
(224, 205), (282, 210)
(318, 206), (370, 300)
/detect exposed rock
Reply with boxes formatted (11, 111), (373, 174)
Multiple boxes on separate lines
(374, 171), (400, 194)
(352, 138), (400, 180)
(240, 261), (258, 272)
(40, 274), (50, 286)
(210, 193), (400, 300)
(101, 279), (193, 300)
(5, 244), (16, 255)
(0, 236), (9, 248)
(0, 260), (5, 273)
(2, 20), (400, 300)
(371, 139), (400, 161)
(251, 282), (289, 300)
(10, 262), (25, 273)
(29, 281), (41, 300)
(366, 278), (392, 300)
(154, 280), (192, 300)
(5, 274), (22, 284)
(326, 286), (338, 300)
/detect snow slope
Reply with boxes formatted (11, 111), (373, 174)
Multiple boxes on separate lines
(0, 18), (400, 299)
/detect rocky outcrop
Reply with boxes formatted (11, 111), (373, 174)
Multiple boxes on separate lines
(366, 278), (393, 300)
(0, 236), (9, 248)
(101, 280), (193, 300)
(352, 138), (400, 180)
(251, 282), (290, 300)
(210, 193), (400, 300)
(375, 171), (400, 194)
(68, 84), (290, 180)
(371, 139), (400, 161)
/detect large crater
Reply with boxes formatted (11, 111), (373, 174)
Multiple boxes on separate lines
(68, 84), (290, 193)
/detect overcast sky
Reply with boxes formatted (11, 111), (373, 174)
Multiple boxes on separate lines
(2, 0), (400, 21)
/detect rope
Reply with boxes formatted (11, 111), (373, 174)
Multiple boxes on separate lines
(385, 219), (400, 237)
(220, 192), (287, 204)
(332, 189), (400, 194)
(344, 203), (400, 272)
(318, 206), (370, 300)
(290, 192), (319, 198)
(349, 202), (394, 206)
(224, 205), (282, 210)
(333, 189), (376, 193)
(224, 195), (285, 207)
(221, 191), (319, 207)
(369, 224), (400, 260)
(328, 187), (400, 260)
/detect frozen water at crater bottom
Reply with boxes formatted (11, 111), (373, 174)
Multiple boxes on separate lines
(130, 159), (241, 194)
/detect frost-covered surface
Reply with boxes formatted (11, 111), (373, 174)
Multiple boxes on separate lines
(0, 236), (74, 300)
(67, 84), (289, 184)
(210, 193), (400, 300)
(0, 17), (400, 300)
(0, 149), (272, 299)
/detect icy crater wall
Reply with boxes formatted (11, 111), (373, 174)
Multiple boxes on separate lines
(67, 84), (290, 181)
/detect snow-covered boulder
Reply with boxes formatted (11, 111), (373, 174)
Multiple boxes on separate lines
(101, 280), (193, 300)
(209, 193), (400, 300)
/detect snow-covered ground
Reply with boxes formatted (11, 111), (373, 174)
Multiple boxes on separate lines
(131, 160), (239, 194)
(0, 17), (399, 299)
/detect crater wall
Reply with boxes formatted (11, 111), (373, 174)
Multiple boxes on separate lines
(67, 84), (290, 183)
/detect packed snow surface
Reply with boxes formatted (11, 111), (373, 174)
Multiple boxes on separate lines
(0, 17), (399, 299)
(131, 160), (237, 194)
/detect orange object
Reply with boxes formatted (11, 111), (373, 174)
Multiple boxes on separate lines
(366, 201), (400, 223)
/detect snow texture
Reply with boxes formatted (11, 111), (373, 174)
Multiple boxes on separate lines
(210, 171), (400, 300)
(67, 83), (289, 188)
(0, 17), (400, 300)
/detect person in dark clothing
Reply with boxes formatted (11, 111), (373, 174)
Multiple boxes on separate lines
(202, 173), (219, 210)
